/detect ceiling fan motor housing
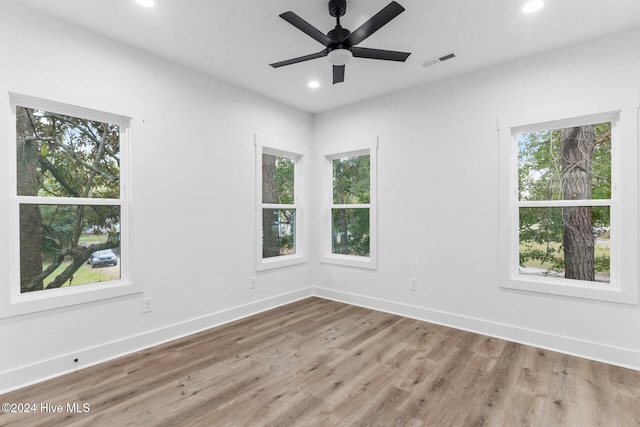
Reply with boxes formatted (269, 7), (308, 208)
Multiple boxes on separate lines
(329, 0), (347, 17)
(327, 27), (351, 50)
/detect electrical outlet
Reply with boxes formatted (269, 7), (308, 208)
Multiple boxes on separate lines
(410, 279), (418, 291)
(142, 297), (152, 313)
(250, 277), (256, 289)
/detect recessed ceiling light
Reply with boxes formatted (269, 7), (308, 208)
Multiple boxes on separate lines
(135, 0), (155, 8)
(523, 0), (544, 13)
(308, 81), (320, 89)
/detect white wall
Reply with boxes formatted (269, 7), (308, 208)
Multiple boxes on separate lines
(0, 2), (313, 393)
(312, 28), (640, 369)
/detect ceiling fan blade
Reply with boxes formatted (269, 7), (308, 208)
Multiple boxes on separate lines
(351, 47), (411, 62)
(269, 49), (329, 68)
(343, 1), (405, 46)
(333, 65), (345, 84)
(279, 11), (333, 47)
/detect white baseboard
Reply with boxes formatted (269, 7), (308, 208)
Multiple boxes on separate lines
(0, 287), (314, 395)
(312, 286), (640, 371)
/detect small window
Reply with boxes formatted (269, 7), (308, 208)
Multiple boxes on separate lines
(498, 94), (638, 304)
(255, 135), (307, 271)
(321, 138), (377, 269)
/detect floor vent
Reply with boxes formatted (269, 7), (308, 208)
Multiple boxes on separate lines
(420, 52), (456, 68)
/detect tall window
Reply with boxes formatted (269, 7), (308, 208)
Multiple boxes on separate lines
(499, 95), (638, 304)
(14, 102), (125, 294)
(517, 121), (612, 283)
(331, 154), (371, 256)
(255, 135), (307, 271)
(321, 139), (377, 269)
(5, 93), (138, 318)
(262, 153), (296, 258)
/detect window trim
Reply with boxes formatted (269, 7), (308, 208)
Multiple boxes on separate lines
(3, 92), (141, 318)
(255, 134), (307, 271)
(320, 137), (378, 270)
(498, 93), (638, 304)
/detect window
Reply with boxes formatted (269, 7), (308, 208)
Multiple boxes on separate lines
(321, 138), (377, 269)
(6, 93), (139, 317)
(518, 120), (613, 284)
(498, 94), (638, 303)
(332, 155), (371, 256)
(255, 135), (307, 271)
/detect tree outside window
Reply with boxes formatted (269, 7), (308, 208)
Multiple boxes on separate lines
(15, 105), (123, 293)
(331, 154), (370, 256)
(517, 122), (612, 283)
(262, 153), (296, 258)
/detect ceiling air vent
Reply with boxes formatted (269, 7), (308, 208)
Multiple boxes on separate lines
(420, 52), (456, 68)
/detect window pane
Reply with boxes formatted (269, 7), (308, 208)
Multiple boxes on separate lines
(333, 155), (370, 204)
(16, 106), (120, 198)
(19, 204), (121, 293)
(262, 154), (294, 204)
(262, 208), (295, 258)
(332, 208), (370, 256)
(519, 206), (610, 283)
(518, 123), (611, 201)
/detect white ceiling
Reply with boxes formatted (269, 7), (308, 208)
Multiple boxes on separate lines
(12, 0), (640, 113)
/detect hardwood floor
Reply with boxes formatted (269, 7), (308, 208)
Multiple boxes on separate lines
(1, 297), (639, 426)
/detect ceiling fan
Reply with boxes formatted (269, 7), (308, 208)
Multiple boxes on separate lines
(269, 0), (411, 84)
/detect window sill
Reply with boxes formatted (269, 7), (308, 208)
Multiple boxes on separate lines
(320, 253), (377, 270)
(500, 274), (636, 304)
(1, 280), (142, 318)
(257, 254), (308, 271)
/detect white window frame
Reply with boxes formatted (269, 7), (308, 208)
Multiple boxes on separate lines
(498, 93), (638, 304)
(255, 134), (307, 271)
(3, 92), (141, 318)
(320, 137), (378, 269)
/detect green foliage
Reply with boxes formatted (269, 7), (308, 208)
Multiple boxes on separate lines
(275, 157), (294, 204)
(17, 107), (121, 291)
(262, 154), (294, 205)
(333, 155), (370, 204)
(262, 209), (295, 258)
(26, 111), (120, 199)
(518, 123), (611, 202)
(261, 154), (296, 257)
(594, 254), (610, 274)
(332, 208), (370, 256)
(38, 205), (120, 261)
(518, 123), (612, 280)
(331, 155), (371, 256)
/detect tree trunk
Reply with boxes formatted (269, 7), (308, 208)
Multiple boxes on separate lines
(16, 107), (44, 292)
(561, 126), (595, 281)
(262, 154), (280, 258)
(335, 209), (349, 254)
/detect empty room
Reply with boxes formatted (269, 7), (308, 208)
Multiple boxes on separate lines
(1, 0), (640, 425)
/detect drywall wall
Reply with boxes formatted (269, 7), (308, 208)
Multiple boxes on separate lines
(312, 28), (640, 369)
(0, 2), (313, 393)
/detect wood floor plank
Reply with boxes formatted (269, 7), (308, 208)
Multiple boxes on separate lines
(460, 341), (528, 426)
(1, 297), (639, 426)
